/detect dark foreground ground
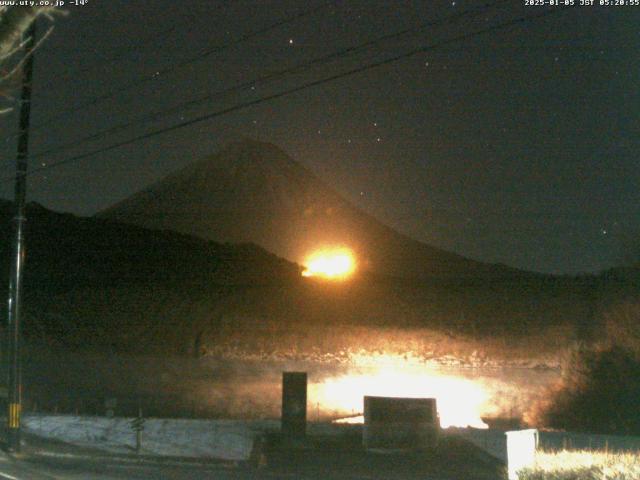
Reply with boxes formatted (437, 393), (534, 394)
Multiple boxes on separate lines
(263, 431), (505, 479)
(0, 429), (506, 480)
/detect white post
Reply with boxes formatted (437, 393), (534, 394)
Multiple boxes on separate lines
(506, 429), (538, 480)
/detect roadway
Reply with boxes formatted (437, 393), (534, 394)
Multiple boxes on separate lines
(0, 431), (505, 479)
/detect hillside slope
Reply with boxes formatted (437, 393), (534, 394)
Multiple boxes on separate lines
(0, 200), (599, 364)
(0, 200), (299, 291)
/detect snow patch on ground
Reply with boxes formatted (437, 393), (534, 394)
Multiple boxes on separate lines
(446, 427), (508, 462)
(23, 414), (279, 461)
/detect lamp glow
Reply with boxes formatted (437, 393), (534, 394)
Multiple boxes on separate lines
(302, 247), (356, 279)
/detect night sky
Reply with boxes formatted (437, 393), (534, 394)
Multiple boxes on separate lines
(0, 0), (638, 275)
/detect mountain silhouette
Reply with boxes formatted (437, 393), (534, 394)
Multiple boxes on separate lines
(100, 140), (521, 279)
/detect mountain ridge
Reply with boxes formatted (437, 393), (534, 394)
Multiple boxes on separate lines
(99, 139), (527, 280)
(0, 199), (300, 294)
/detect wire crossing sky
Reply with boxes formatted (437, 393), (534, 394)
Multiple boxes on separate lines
(27, 0), (332, 132)
(23, 0), (524, 168)
(0, 0), (638, 275)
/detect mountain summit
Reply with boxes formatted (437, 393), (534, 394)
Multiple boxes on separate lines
(99, 140), (516, 279)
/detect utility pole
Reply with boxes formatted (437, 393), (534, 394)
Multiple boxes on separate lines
(6, 19), (37, 453)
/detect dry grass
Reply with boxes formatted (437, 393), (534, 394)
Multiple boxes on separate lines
(518, 449), (640, 480)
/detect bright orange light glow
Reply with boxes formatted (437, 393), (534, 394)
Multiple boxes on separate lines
(309, 353), (489, 429)
(302, 247), (356, 279)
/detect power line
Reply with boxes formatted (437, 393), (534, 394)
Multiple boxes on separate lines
(30, 0), (508, 161)
(12, 5), (571, 183)
(66, 0), (230, 77)
(24, 5), (570, 179)
(28, 0), (335, 132)
(38, 24), (181, 90)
